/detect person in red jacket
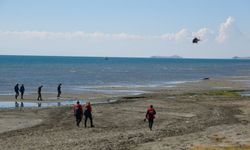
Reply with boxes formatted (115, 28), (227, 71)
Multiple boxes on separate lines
(145, 105), (156, 130)
(84, 102), (94, 127)
(73, 101), (83, 127)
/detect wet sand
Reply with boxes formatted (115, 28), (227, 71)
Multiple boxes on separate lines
(1, 77), (250, 150)
(0, 92), (117, 103)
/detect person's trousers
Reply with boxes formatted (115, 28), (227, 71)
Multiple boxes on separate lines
(84, 114), (93, 127)
(21, 92), (24, 99)
(15, 92), (19, 99)
(75, 115), (82, 127)
(148, 119), (154, 130)
(37, 93), (42, 100)
(57, 92), (61, 98)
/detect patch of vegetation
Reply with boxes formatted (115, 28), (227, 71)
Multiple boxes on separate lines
(183, 93), (198, 96)
(182, 90), (244, 97)
(205, 90), (243, 97)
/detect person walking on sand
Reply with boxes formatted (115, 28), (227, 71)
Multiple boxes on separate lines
(14, 83), (19, 99)
(20, 84), (25, 99)
(37, 85), (43, 101)
(84, 102), (94, 128)
(145, 105), (156, 130)
(57, 83), (62, 99)
(74, 101), (83, 127)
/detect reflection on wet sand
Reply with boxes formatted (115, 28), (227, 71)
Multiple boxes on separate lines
(0, 100), (85, 109)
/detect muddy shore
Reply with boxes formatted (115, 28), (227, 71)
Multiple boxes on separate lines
(1, 77), (250, 150)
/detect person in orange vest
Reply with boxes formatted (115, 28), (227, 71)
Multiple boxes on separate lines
(84, 102), (94, 128)
(73, 101), (83, 127)
(145, 105), (156, 130)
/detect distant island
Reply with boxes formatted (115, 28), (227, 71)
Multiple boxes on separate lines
(232, 56), (250, 59)
(151, 55), (183, 59)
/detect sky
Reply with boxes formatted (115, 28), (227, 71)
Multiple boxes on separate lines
(0, 0), (250, 58)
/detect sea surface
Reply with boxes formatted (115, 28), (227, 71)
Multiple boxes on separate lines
(1, 55), (250, 95)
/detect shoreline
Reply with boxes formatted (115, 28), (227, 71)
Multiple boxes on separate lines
(1, 76), (250, 109)
(0, 79), (203, 98)
(0, 79), (200, 108)
(1, 75), (249, 102)
(1, 76), (250, 149)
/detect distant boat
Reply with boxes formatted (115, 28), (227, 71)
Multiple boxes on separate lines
(104, 57), (109, 60)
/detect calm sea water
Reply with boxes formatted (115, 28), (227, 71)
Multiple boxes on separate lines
(1, 55), (250, 95)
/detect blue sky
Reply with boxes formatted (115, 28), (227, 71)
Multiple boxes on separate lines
(0, 0), (249, 58)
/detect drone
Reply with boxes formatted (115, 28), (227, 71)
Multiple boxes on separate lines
(192, 37), (201, 44)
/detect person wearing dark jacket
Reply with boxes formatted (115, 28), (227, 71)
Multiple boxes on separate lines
(14, 84), (19, 99)
(57, 83), (62, 99)
(20, 84), (25, 99)
(73, 101), (83, 127)
(145, 105), (156, 130)
(84, 102), (94, 128)
(37, 85), (43, 101)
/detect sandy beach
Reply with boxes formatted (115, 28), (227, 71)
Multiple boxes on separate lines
(1, 77), (250, 150)
(1, 0), (250, 149)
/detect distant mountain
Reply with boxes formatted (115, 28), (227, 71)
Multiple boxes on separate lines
(233, 56), (250, 59)
(151, 55), (183, 59)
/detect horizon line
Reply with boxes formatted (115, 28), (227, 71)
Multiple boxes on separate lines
(0, 54), (246, 59)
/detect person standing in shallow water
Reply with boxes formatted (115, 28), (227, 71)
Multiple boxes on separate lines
(37, 85), (43, 101)
(20, 84), (25, 99)
(57, 83), (62, 99)
(84, 102), (94, 128)
(14, 84), (19, 99)
(145, 105), (156, 130)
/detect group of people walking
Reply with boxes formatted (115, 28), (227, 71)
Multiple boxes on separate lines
(73, 101), (156, 130)
(14, 84), (25, 100)
(14, 83), (156, 130)
(14, 83), (62, 100)
(73, 101), (95, 128)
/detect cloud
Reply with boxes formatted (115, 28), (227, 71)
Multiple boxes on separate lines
(216, 16), (235, 43)
(0, 17), (243, 45)
(0, 31), (109, 40)
(192, 28), (213, 41)
(160, 29), (189, 41)
(0, 31), (147, 40)
(0, 29), (191, 41)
